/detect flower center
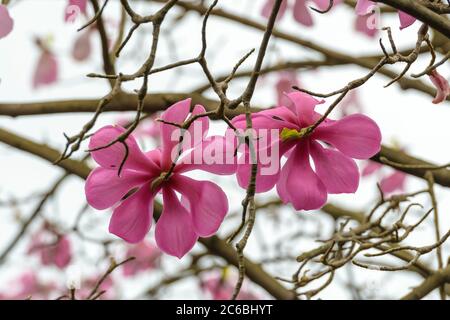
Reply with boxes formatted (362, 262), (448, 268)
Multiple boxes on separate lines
(150, 171), (171, 191)
(280, 127), (310, 142)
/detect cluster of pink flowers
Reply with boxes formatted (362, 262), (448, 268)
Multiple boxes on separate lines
(85, 92), (382, 258)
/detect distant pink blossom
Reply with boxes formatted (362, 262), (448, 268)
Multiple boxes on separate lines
(28, 227), (72, 269)
(0, 5), (13, 39)
(77, 274), (115, 300)
(355, 0), (416, 30)
(201, 274), (259, 300)
(123, 241), (162, 277)
(33, 39), (58, 89)
(0, 272), (57, 300)
(85, 99), (236, 258)
(232, 92), (381, 210)
(262, 0), (342, 27)
(115, 114), (161, 141)
(339, 90), (364, 117)
(72, 29), (93, 61)
(361, 160), (407, 195)
(65, 0), (88, 22)
(275, 71), (301, 106)
(355, 13), (378, 38)
(428, 69), (450, 104)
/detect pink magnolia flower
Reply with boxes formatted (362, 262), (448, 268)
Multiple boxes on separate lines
(28, 228), (72, 269)
(72, 29), (93, 61)
(355, 13), (378, 38)
(355, 0), (416, 30)
(361, 160), (407, 195)
(33, 39), (58, 89)
(232, 92), (381, 210)
(0, 5), (13, 39)
(428, 69), (450, 104)
(262, 0), (342, 27)
(2, 272), (57, 300)
(65, 0), (88, 22)
(85, 99), (236, 258)
(201, 274), (259, 300)
(123, 241), (162, 277)
(77, 275), (115, 300)
(275, 71), (301, 106)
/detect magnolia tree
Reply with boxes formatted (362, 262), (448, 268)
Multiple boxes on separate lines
(0, 0), (449, 300)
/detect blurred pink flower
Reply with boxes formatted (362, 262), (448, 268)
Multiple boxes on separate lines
(262, 0), (342, 27)
(339, 90), (364, 116)
(123, 241), (162, 277)
(361, 160), (407, 195)
(77, 274), (115, 300)
(355, 13), (378, 38)
(72, 29), (93, 61)
(355, 0), (416, 30)
(275, 71), (301, 106)
(232, 92), (381, 210)
(1, 272), (57, 300)
(115, 113), (161, 141)
(28, 227), (72, 269)
(0, 5), (13, 39)
(65, 0), (88, 22)
(85, 99), (236, 258)
(428, 69), (450, 104)
(33, 39), (58, 89)
(201, 274), (259, 300)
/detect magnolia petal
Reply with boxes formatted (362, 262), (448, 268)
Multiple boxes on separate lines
(89, 125), (158, 173)
(261, 0), (288, 20)
(286, 92), (324, 126)
(277, 142), (328, 210)
(171, 175), (228, 237)
(310, 141), (359, 194)
(293, 0), (314, 26)
(313, 114), (382, 159)
(0, 5), (14, 39)
(355, 0), (375, 15)
(380, 171), (407, 195)
(33, 51), (58, 88)
(85, 167), (150, 210)
(54, 236), (72, 269)
(429, 69), (450, 104)
(398, 11), (416, 30)
(155, 188), (198, 258)
(109, 184), (154, 243)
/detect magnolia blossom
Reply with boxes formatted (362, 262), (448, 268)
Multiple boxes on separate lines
(85, 99), (236, 258)
(0, 272), (57, 300)
(361, 160), (407, 195)
(123, 241), (162, 277)
(65, 0), (88, 22)
(28, 228), (72, 269)
(33, 39), (58, 88)
(355, 13), (378, 38)
(201, 274), (259, 300)
(232, 92), (382, 211)
(115, 114), (161, 141)
(355, 0), (416, 30)
(428, 69), (450, 104)
(72, 30), (93, 61)
(262, 0), (342, 27)
(0, 5), (13, 39)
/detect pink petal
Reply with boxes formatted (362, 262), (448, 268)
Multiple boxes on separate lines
(380, 171), (407, 194)
(286, 92), (324, 127)
(85, 167), (150, 210)
(355, 0), (375, 15)
(309, 141), (359, 194)
(398, 11), (416, 30)
(261, 0), (288, 20)
(89, 125), (158, 173)
(236, 141), (295, 193)
(0, 5), (14, 39)
(65, 0), (88, 22)
(160, 99), (209, 169)
(429, 69), (450, 104)
(33, 51), (58, 88)
(293, 0), (314, 27)
(276, 72), (300, 106)
(355, 14), (378, 38)
(176, 135), (237, 175)
(72, 31), (92, 61)
(232, 106), (298, 130)
(361, 161), (382, 176)
(171, 175), (228, 237)
(54, 236), (72, 269)
(109, 184), (154, 243)
(313, 114), (382, 159)
(155, 188), (198, 258)
(277, 142), (328, 210)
